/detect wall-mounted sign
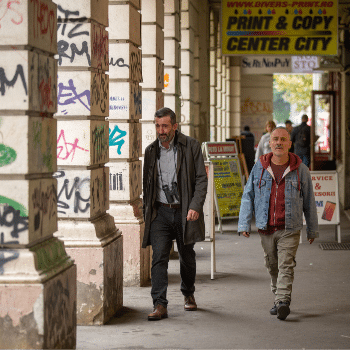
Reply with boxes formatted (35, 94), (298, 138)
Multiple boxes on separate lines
(241, 56), (319, 74)
(222, 0), (338, 56)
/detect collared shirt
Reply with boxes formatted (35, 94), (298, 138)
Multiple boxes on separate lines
(156, 137), (179, 204)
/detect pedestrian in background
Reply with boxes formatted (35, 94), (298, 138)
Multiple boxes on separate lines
(291, 114), (311, 167)
(143, 107), (208, 321)
(285, 119), (294, 153)
(238, 127), (318, 320)
(255, 120), (276, 162)
(240, 125), (255, 173)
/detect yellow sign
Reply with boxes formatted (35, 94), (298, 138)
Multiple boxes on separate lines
(221, 0), (337, 55)
(212, 158), (243, 218)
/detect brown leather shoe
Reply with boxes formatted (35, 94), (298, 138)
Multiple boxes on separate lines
(184, 295), (197, 311)
(148, 304), (168, 321)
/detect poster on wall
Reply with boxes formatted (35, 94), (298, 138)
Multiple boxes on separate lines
(221, 0), (338, 56)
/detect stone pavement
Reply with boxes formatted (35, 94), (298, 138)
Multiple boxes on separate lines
(77, 211), (350, 349)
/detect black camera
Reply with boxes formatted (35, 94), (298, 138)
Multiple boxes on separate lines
(162, 182), (180, 203)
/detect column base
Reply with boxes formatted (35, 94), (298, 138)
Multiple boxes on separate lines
(55, 214), (123, 325)
(0, 264), (76, 349)
(109, 200), (150, 287)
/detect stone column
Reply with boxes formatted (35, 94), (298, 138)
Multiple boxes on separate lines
(164, 0), (181, 122)
(180, 0), (198, 137)
(216, 26), (223, 141)
(221, 56), (227, 139)
(209, 10), (217, 142)
(54, 0), (123, 325)
(108, 0), (149, 287)
(0, 0), (76, 348)
(229, 57), (241, 138)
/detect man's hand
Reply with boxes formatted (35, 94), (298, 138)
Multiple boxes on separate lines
(187, 209), (199, 221)
(308, 238), (315, 244)
(242, 232), (250, 238)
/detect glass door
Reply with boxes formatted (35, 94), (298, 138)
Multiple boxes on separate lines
(311, 91), (335, 171)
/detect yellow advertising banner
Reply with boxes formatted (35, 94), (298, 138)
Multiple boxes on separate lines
(221, 0), (337, 55)
(212, 158), (243, 218)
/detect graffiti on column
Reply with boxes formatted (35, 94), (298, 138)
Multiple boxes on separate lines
(109, 125), (126, 155)
(57, 129), (89, 162)
(132, 82), (142, 116)
(92, 22), (108, 70)
(0, 120), (17, 168)
(91, 73), (108, 115)
(31, 0), (56, 44)
(92, 125), (108, 164)
(57, 79), (90, 112)
(53, 171), (90, 215)
(0, 1), (23, 28)
(109, 173), (123, 191)
(57, 5), (90, 66)
(109, 46), (142, 82)
(91, 169), (107, 212)
(33, 120), (54, 171)
(0, 196), (28, 273)
(31, 181), (57, 233)
(0, 64), (28, 96)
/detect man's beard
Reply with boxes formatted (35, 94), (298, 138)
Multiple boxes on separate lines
(158, 130), (174, 143)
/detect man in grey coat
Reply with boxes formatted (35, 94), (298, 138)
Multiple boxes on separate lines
(143, 107), (208, 321)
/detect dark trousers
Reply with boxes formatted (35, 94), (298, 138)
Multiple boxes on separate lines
(150, 205), (196, 308)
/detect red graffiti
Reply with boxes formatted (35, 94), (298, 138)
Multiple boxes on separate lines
(39, 76), (54, 111)
(92, 24), (108, 69)
(30, 0), (55, 44)
(0, 0), (23, 28)
(57, 129), (89, 162)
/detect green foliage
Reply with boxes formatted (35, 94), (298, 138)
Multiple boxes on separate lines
(273, 74), (313, 113)
(273, 88), (290, 123)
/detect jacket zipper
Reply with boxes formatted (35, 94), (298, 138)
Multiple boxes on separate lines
(274, 184), (278, 226)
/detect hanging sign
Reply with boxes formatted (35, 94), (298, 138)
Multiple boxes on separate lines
(241, 55), (319, 74)
(221, 0), (338, 56)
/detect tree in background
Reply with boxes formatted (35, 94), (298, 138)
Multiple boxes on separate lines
(273, 88), (290, 123)
(273, 74), (313, 122)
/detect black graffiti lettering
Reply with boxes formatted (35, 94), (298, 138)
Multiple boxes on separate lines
(57, 5), (87, 37)
(109, 57), (129, 68)
(0, 64), (28, 96)
(54, 171), (90, 214)
(57, 40), (91, 66)
(0, 206), (28, 239)
(91, 73), (108, 114)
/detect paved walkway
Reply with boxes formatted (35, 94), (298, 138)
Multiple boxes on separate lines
(77, 212), (350, 349)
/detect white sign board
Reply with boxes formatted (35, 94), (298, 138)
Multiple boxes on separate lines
(241, 56), (319, 74)
(311, 171), (340, 225)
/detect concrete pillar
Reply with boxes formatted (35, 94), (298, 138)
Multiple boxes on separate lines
(0, 0), (76, 348)
(180, 0), (198, 137)
(221, 56), (227, 139)
(109, 0), (149, 287)
(164, 0), (181, 124)
(216, 25), (223, 141)
(241, 74), (273, 142)
(196, 1), (210, 144)
(228, 57), (241, 138)
(54, 0), (123, 325)
(209, 10), (217, 142)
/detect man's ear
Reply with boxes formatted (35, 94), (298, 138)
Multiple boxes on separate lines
(173, 123), (178, 131)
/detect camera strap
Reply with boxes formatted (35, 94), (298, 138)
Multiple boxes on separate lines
(158, 145), (177, 189)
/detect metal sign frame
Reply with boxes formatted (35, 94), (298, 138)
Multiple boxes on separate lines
(202, 142), (244, 234)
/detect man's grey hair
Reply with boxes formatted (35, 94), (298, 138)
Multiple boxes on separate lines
(154, 107), (177, 125)
(271, 126), (291, 139)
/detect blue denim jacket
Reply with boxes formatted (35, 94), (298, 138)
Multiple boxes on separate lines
(238, 157), (319, 239)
